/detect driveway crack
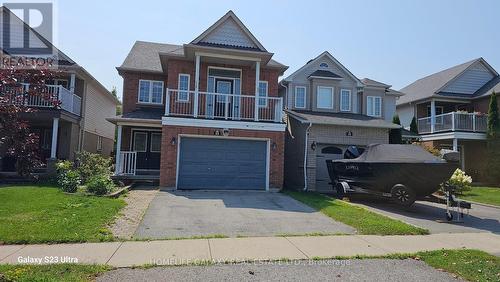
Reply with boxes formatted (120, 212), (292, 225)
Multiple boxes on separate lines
(106, 241), (124, 265)
(284, 237), (309, 259)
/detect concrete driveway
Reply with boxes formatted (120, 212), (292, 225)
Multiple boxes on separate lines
(134, 190), (355, 239)
(351, 197), (500, 234)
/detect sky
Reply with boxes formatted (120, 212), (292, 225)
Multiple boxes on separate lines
(53, 0), (500, 100)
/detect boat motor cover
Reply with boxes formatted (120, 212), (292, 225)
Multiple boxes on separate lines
(337, 144), (445, 163)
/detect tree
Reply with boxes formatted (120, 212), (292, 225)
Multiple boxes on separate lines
(410, 116), (418, 134)
(0, 67), (60, 176)
(392, 114), (401, 125)
(111, 86), (118, 98)
(486, 91), (500, 184)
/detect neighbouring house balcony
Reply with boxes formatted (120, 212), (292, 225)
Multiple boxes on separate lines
(417, 111), (488, 134)
(164, 89), (283, 123)
(4, 83), (82, 116)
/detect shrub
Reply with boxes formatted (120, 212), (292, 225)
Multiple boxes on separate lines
(76, 151), (112, 184)
(86, 175), (114, 195)
(444, 168), (472, 195)
(56, 160), (80, 193)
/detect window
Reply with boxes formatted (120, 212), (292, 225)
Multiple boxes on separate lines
(133, 132), (147, 152)
(317, 86), (334, 109)
(340, 89), (351, 112)
(321, 146), (343, 154)
(367, 96), (382, 117)
(97, 136), (103, 151)
(150, 133), (162, 152)
(295, 86), (306, 108)
(41, 129), (51, 150)
(178, 74), (190, 102)
(319, 62), (329, 68)
(138, 80), (163, 104)
(258, 81), (268, 107)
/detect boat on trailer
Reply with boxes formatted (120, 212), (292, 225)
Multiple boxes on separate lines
(326, 144), (459, 206)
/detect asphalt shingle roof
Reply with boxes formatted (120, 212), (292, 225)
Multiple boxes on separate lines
(361, 78), (391, 88)
(121, 108), (164, 120)
(286, 110), (400, 129)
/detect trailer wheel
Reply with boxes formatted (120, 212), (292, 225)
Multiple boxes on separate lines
(391, 184), (416, 206)
(446, 212), (453, 221)
(335, 183), (345, 199)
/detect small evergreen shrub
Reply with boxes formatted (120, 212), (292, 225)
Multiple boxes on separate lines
(86, 175), (114, 195)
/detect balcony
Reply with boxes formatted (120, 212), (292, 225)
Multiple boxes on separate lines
(3, 83), (82, 116)
(164, 89), (283, 123)
(417, 112), (488, 134)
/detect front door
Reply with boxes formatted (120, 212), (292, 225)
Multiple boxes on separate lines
(132, 131), (161, 171)
(214, 79), (233, 118)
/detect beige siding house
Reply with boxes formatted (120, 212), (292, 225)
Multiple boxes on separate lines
(280, 51), (403, 192)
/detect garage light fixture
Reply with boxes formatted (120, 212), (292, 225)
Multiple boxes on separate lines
(170, 137), (176, 145)
(272, 142), (277, 150)
(311, 141), (317, 151)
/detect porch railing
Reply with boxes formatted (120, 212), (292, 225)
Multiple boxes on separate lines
(164, 89), (283, 123)
(2, 83), (82, 116)
(417, 112), (488, 134)
(117, 151), (137, 175)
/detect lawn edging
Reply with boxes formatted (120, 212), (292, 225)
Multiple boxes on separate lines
(284, 190), (429, 235)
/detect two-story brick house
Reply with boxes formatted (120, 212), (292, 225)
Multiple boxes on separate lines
(0, 7), (120, 173)
(280, 51), (403, 191)
(110, 11), (287, 190)
(396, 58), (500, 182)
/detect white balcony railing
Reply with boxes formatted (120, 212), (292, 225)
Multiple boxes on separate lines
(418, 112), (488, 134)
(3, 83), (82, 116)
(164, 89), (283, 123)
(116, 151), (137, 175)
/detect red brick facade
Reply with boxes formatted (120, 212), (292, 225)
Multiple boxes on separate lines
(159, 125), (284, 189)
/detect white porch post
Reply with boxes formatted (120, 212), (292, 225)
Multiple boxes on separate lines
(453, 138), (458, 151)
(254, 61), (260, 121)
(194, 55), (200, 118)
(69, 73), (76, 93)
(50, 117), (59, 159)
(430, 99), (436, 133)
(115, 125), (122, 175)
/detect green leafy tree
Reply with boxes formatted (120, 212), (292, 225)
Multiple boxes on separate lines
(410, 116), (418, 134)
(486, 92), (500, 184)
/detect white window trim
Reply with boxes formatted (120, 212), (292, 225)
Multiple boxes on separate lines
(316, 86), (334, 109)
(367, 96), (382, 117)
(340, 89), (351, 112)
(177, 74), (190, 102)
(150, 132), (162, 153)
(258, 80), (268, 108)
(137, 79), (164, 105)
(294, 86), (306, 109)
(132, 131), (148, 152)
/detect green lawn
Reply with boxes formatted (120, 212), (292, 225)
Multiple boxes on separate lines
(460, 186), (500, 207)
(0, 264), (110, 282)
(285, 191), (428, 235)
(0, 186), (125, 244)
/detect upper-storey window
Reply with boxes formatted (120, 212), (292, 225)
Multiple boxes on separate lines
(367, 96), (382, 117)
(178, 74), (190, 102)
(258, 81), (268, 107)
(319, 62), (329, 68)
(295, 86), (306, 108)
(340, 89), (351, 112)
(138, 80), (163, 104)
(317, 86), (334, 109)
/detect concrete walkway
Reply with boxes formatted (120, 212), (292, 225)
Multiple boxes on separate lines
(1, 233), (499, 267)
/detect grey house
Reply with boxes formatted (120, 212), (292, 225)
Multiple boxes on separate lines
(280, 51), (402, 191)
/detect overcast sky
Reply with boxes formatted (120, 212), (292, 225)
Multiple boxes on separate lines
(55, 0), (499, 99)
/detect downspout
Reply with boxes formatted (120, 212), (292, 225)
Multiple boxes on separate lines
(279, 81), (288, 109)
(303, 122), (312, 191)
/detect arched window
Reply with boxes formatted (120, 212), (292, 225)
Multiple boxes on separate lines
(319, 62), (329, 68)
(321, 146), (343, 154)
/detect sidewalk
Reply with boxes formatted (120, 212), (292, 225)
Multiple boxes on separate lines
(1, 233), (499, 267)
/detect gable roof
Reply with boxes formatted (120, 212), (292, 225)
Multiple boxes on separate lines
(191, 10), (266, 52)
(397, 58), (498, 105)
(283, 51), (363, 86)
(308, 70), (342, 79)
(118, 40), (286, 73)
(361, 78), (391, 88)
